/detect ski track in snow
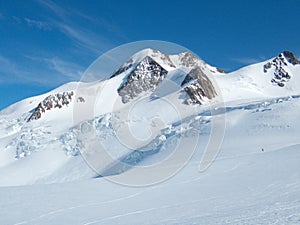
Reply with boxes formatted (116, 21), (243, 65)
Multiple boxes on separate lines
(13, 191), (145, 225)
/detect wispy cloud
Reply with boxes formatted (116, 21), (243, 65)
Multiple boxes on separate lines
(0, 54), (35, 84)
(24, 54), (85, 82)
(1, 0), (125, 88)
(54, 22), (110, 55)
(35, 0), (117, 55)
(0, 55), (11, 65)
(12, 16), (22, 24)
(24, 18), (52, 30)
(0, 54), (84, 86)
(43, 57), (84, 80)
(231, 56), (267, 65)
(36, 0), (66, 19)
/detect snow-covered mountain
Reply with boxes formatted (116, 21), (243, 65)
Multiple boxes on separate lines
(0, 48), (299, 186)
(1, 48), (300, 225)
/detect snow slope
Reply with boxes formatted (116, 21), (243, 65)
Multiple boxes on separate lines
(215, 51), (300, 102)
(0, 95), (300, 225)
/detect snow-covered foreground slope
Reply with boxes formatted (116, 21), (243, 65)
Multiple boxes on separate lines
(0, 95), (300, 225)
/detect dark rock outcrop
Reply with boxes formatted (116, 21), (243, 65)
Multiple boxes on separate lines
(27, 91), (74, 122)
(263, 52), (296, 87)
(110, 59), (134, 79)
(283, 51), (299, 65)
(181, 67), (217, 105)
(117, 56), (168, 103)
(178, 52), (200, 68)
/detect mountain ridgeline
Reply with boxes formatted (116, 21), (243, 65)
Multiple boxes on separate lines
(27, 49), (224, 121)
(0, 48), (300, 186)
(19, 48), (300, 124)
(112, 49), (221, 104)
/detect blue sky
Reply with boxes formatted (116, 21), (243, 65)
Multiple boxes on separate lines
(0, 0), (299, 109)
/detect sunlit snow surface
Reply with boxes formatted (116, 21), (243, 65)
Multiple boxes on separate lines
(0, 96), (299, 224)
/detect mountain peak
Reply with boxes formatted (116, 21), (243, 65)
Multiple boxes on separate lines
(262, 51), (300, 87)
(130, 48), (176, 69)
(110, 48), (175, 78)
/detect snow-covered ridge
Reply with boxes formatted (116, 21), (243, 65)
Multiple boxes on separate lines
(110, 48), (176, 78)
(110, 49), (223, 104)
(215, 50), (300, 102)
(263, 51), (299, 87)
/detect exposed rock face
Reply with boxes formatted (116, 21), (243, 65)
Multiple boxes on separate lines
(178, 52), (226, 74)
(151, 49), (176, 68)
(110, 59), (134, 79)
(178, 52), (201, 68)
(181, 67), (217, 105)
(283, 51), (299, 65)
(216, 67), (227, 74)
(263, 52), (296, 87)
(27, 91), (74, 122)
(117, 56), (168, 103)
(114, 49), (223, 104)
(110, 49), (175, 79)
(76, 97), (85, 103)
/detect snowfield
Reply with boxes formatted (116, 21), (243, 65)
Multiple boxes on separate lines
(0, 49), (299, 224)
